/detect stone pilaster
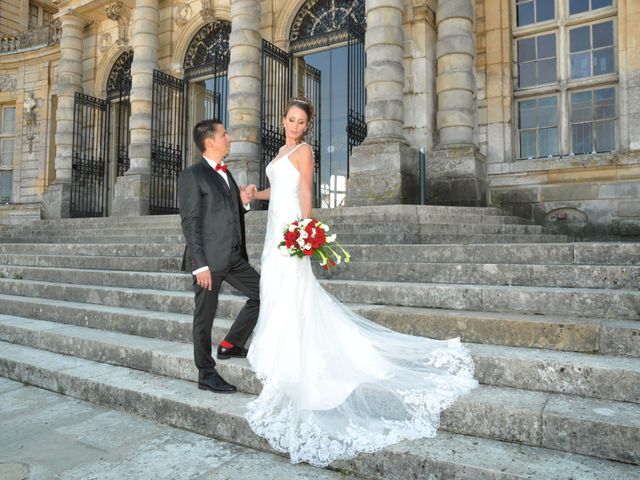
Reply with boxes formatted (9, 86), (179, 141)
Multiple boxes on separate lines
(348, 0), (418, 206)
(225, 0), (262, 187)
(111, 0), (158, 216)
(427, 0), (486, 206)
(41, 13), (86, 219)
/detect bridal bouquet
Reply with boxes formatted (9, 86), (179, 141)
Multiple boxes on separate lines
(279, 218), (351, 271)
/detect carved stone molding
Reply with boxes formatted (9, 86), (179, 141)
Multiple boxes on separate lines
(99, 32), (113, 52)
(175, 3), (192, 27)
(23, 93), (38, 154)
(106, 1), (131, 46)
(0, 74), (17, 92)
(200, 0), (215, 21)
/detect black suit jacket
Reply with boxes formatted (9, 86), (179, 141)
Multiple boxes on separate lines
(178, 158), (248, 273)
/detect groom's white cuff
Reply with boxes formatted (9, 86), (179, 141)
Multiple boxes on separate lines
(193, 266), (209, 275)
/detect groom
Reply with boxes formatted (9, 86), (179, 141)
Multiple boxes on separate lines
(178, 119), (260, 394)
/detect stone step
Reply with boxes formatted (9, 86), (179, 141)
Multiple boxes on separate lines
(2, 259), (638, 290)
(0, 253), (183, 272)
(5, 212), (534, 235)
(0, 342), (638, 472)
(1, 291), (637, 357)
(0, 314), (637, 404)
(4, 221), (546, 237)
(7, 206), (510, 227)
(0, 232), (572, 245)
(0, 273), (637, 320)
(0, 241), (638, 265)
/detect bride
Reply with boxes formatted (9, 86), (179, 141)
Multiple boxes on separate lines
(246, 97), (478, 467)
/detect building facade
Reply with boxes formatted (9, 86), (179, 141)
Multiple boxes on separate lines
(0, 0), (638, 238)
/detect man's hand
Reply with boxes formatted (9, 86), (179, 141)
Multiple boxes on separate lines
(196, 270), (212, 291)
(240, 184), (257, 205)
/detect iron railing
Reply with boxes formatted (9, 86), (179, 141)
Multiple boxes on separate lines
(150, 70), (185, 215)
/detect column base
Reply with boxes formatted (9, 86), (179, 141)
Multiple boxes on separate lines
(347, 141), (419, 206)
(111, 173), (150, 217)
(426, 145), (487, 206)
(41, 182), (71, 219)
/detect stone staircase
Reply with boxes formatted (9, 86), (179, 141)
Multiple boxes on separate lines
(0, 205), (638, 479)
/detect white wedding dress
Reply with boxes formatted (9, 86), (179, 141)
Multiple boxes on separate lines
(246, 144), (479, 467)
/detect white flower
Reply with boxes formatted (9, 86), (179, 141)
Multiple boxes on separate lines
(296, 237), (306, 247)
(303, 242), (312, 250)
(321, 224), (329, 231)
(288, 224), (297, 232)
(301, 218), (313, 228)
(326, 234), (336, 242)
(299, 231), (308, 239)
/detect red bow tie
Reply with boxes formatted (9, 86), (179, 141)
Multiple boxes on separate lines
(214, 163), (227, 173)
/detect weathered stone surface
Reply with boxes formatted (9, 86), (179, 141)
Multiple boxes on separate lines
(348, 142), (418, 206)
(2, 343), (639, 478)
(542, 395), (640, 464)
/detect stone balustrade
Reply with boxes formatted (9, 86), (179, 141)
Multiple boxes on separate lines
(0, 23), (61, 54)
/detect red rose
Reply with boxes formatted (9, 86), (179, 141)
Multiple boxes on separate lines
(329, 259), (335, 267)
(303, 247), (314, 256)
(284, 230), (299, 248)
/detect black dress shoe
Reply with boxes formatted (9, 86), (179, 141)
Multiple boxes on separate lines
(198, 371), (237, 393)
(217, 344), (248, 360)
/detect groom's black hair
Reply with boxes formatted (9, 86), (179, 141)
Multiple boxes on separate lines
(193, 118), (223, 153)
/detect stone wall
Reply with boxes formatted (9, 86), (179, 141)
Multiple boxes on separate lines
(489, 153), (640, 239)
(0, 44), (59, 205)
(0, 0), (26, 35)
(478, 0), (640, 238)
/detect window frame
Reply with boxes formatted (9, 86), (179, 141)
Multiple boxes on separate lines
(516, 94), (561, 160)
(28, 1), (56, 30)
(512, 0), (618, 160)
(0, 105), (16, 204)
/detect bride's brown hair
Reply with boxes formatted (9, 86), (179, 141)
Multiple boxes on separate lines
(282, 97), (315, 140)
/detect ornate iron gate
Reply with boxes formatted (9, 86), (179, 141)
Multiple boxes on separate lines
(150, 69), (185, 215)
(71, 92), (109, 218)
(347, 19), (366, 175)
(106, 50), (133, 177)
(183, 21), (231, 127)
(301, 62), (321, 206)
(260, 40), (291, 196)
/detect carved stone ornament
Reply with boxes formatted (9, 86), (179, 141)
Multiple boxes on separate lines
(0, 74), (17, 92)
(23, 93), (37, 154)
(106, 1), (131, 45)
(99, 33), (113, 52)
(175, 3), (192, 27)
(200, 0), (215, 21)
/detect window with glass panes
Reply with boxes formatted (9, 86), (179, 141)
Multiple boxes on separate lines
(0, 106), (15, 204)
(513, 0), (617, 159)
(28, 2), (54, 29)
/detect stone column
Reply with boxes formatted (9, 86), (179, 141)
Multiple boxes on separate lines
(427, 0), (486, 206)
(41, 13), (86, 219)
(111, 0), (158, 216)
(225, 0), (262, 187)
(348, 0), (418, 206)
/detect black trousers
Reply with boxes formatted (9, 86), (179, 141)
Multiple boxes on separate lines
(192, 245), (260, 379)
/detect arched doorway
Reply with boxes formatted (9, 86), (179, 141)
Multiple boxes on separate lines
(106, 50), (132, 211)
(148, 21), (230, 215)
(183, 20), (231, 164)
(290, 0), (366, 208)
(70, 50), (132, 217)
